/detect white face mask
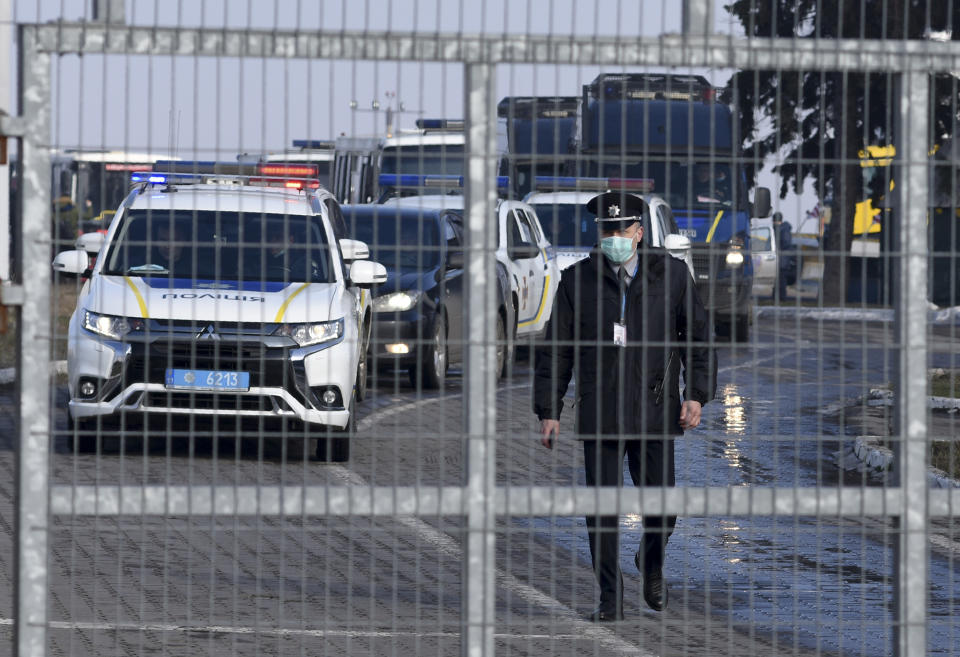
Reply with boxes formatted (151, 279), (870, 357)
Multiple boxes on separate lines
(600, 228), (640, 264)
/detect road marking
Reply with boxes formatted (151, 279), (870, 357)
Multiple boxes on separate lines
(0, 616), (608, 641)
(328, 465), (655, 657)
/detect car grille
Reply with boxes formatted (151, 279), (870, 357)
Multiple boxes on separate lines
(124, 340), (290, 389)
(143, 391), (275, 411)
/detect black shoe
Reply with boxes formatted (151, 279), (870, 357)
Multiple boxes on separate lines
(642, 568), (668, 611)
(588, 604), (624, 622)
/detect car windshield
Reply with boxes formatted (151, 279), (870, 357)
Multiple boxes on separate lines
(532, 203), (597, 249)
(346, 209), (441, 271)
(379, 145), (465, 177)
(584, 159), (741, 210)
(102, 209), (333, 284)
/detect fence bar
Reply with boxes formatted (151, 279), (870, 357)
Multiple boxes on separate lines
(27, 23), (960, 73)
(52, 485), (920, 517)
(14, 25), (52, 657)
(894, 69), (930, 657)
(462, 61), (498, 657)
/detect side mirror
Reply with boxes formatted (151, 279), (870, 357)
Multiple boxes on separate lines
(340, 238), (370, 262)
(663, 233), (692, 253)
(75, 231), (106, 254)
(446, 250), (464, 270)
(752, 187), (772, 219)
(52, 249), (91, 275)
(508, 242), (541, 261)
(349, 259), (387, 287)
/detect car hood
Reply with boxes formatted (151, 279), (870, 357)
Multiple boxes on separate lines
(87, 275), (340, 324)
(371, 268), (439, 297)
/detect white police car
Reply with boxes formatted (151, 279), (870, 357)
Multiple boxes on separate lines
(382, 184), (560, 338)
(52, 167), (386, 461)
(523, 177), (695, 276)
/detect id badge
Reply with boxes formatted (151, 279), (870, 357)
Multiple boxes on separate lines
(613, 322), (627, 347)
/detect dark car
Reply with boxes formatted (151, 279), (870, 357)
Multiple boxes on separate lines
(344, 205), (515, 389)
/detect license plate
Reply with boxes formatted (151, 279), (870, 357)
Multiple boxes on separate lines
(165, 369), (250, 391)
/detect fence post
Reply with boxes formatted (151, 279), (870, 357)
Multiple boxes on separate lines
(462, 61), (498, 657)
(893, 68), (929, 657)
(14, 25), (52, 657)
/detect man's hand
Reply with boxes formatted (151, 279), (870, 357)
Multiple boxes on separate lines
(540, 419), (560, 449)
(679, 401), (702, 430)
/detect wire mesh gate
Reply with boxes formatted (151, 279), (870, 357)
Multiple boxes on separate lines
(6, 2), (960, 656)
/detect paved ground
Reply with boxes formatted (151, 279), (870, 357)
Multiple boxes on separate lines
(0, 313), (958, 656)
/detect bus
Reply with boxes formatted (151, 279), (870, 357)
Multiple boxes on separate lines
(578, 72), (771, 338)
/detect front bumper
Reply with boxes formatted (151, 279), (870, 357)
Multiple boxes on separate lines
(691, 249), (753, 318)
(368, 312), (432, 368)
(68, 323), (356, 429)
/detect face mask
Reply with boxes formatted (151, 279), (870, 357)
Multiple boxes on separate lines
(600, 235), (636, 264)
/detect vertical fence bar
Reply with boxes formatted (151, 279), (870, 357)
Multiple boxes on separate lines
(893, 68), (929, 657)
(14, 25), (52, 657)
(682, 0), (713, 35)
(462, 61), (498, 657)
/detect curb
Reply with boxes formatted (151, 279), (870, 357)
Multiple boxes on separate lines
(864, 387), (960, 412)
(755, 305), (960, 325)
(852, 435), (960, 489)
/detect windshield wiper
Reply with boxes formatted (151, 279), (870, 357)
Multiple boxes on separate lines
(125, 264), (170, 275)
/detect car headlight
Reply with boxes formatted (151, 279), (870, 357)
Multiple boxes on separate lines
(373, 291), (422, 313)
(276, 318), (344, 347)
(725, 250), (745, 266)
(82, 310), (142, 340)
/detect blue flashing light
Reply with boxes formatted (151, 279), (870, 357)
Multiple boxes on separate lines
(496, 176), (510, 189)
(415, 118), (464, 130)
(292, 139), (335, 149)
(379, 174), (464, 188)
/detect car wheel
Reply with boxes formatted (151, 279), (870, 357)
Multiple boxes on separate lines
(67, 413), (98, 453)
(355, 320), (370, 402)
(316, 392), (354, 463)
(495, 311), (508, 381)
(410, 314), (446, 390)
(734, 314), (751, 342)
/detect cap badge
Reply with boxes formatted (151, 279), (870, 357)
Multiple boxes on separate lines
(609, 204), (620, 217)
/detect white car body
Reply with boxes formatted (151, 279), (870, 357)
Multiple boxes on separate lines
(381, 195), (560, 336)
(750, 217), (778, 297)
(523, 190), (696, 278)
(57, 182), (381, 432)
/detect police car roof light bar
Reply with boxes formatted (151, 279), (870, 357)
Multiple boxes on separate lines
(534, 176), (655, 193)
(415, 119), (465, 131)
(132, 170), (321, 189)
(291, 139), (336, 150)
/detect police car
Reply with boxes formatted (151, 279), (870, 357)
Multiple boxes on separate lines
(51, 165), (386, 461)
(382, 182), (560, 338)
(523, 177), (695, 276)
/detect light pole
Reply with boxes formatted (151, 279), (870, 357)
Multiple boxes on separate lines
(349, 92), (421, 138)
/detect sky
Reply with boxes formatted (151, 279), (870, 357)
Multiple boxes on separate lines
(4, 0), (818, 225)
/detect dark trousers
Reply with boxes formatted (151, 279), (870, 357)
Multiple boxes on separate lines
(583, 438), (677, 607)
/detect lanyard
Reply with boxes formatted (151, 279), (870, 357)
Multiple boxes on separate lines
(618, 267), (628, 324)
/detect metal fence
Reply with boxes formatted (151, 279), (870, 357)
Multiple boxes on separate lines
(4, 1), (960, 655)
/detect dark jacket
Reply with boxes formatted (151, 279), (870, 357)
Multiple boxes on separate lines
(533, 249), (716, 439)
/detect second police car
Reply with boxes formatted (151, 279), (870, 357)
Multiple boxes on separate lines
(381, 179), (561, 340)
(523, 176), (695, 275)
(52, 164), (385, 462)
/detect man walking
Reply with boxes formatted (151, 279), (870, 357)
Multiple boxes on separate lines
(533, 191), (716, 621)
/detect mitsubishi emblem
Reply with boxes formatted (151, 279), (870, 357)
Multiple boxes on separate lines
(198, 324), (220, 341)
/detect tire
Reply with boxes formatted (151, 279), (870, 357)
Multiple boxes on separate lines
(315, 392), (354, 463)
(733, 314), (751, 342)
(409, 314), (447, 390)
(67, 414), (98, 453)
(355, 318), (371, 402)
(495, 311), (509, 381)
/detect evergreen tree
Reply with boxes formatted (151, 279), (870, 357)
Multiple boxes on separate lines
(724, 1), (959, 304)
